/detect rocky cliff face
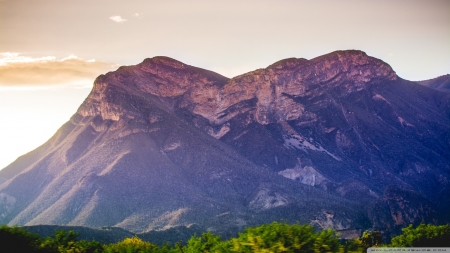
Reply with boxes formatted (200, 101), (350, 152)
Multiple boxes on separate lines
(1, 50), (449, 238)
(369, 185), (438, 239)
(79, 50), (396, 126)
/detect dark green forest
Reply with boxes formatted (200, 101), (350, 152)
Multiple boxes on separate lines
(1, 222), (449, 253)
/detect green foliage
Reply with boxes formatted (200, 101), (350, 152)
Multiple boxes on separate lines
(346, 229), (381, 253)
(62, 240), (104, 253)
(339, 239), (360, 253)
(231, 222), (339, 253)
(0, 225), (43, 253)
(104, 236), (163, 253)
(390, 224), (450, 247)
(184, 232), (230, 253)
(2, 223), (448, 253)
(41, 230), (80, 251)
(359, 229), (380, 247)
(314, 229), (340, 253)
(41, 229), (103, 253)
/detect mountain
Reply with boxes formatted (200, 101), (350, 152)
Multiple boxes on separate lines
(1, 50), (449, 239)
(416, 74), (450, 93)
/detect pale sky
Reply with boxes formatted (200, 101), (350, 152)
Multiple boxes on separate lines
(0, 0), (449, 170)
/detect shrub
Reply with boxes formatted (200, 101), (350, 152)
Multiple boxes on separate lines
(184, 232), (230, 253)
(104, 236), (160, 253)
(390, 224), (450, 247)
(0, 225), (43, 253)
(231, 222), (339, 253)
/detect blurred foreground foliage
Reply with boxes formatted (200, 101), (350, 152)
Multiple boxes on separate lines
(1, 222), (449, 253)
(390, 223), (450, 247)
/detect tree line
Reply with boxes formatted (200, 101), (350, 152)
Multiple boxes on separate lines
(1, 222), (449, 253)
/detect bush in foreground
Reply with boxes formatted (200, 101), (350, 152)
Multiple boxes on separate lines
(0, 225), (43, 253)
(230, 222), (339, 253)
(390, 223), (450, 247)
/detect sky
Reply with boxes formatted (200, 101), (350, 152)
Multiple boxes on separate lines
(0, 0), (449, 170)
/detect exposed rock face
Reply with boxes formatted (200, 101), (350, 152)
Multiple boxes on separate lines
(78, 56), (229, 122)
(80, 50), (397, 127)
(368, 185), (437, 238)
(1, 50), (449, 238)
(278, 165), (330, 189)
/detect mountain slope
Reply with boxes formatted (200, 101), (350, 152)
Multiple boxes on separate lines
(1, 51), (449, 238)
(416, 74), (450, 92)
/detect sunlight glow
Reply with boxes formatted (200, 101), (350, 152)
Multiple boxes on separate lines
(0, 53), (114, 170)
(0, 87), (92, 170)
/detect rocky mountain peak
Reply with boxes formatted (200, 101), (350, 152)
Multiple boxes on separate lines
(77, 56), (229, 122)
(266, 58), (309, 70)
(78, 50), (399, 126)
(308, 50), (397, 85)
(207, 50), (398, 125)
(142, 56), (188, 69)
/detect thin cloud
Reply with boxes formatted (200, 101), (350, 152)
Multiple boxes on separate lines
(0, 52), (118, 88)
(0, 52), (55, 65)
(109, 15), (127, 23)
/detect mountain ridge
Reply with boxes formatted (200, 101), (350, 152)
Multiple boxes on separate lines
(1, 50), (449, 239)
(416, 74), (450, 92)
